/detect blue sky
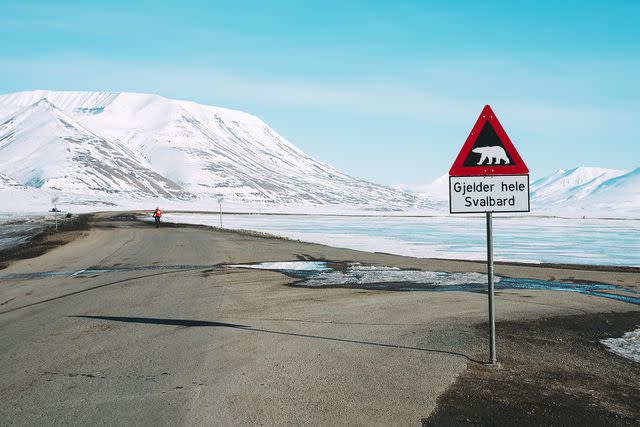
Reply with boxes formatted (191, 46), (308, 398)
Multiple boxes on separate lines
(1, 1), (638, 184)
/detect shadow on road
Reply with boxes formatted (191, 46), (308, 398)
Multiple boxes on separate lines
(71, 314), (484, 364)
(73, 315), (245, 328)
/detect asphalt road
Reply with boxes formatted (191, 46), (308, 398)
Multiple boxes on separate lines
(1, 215), (638, 426)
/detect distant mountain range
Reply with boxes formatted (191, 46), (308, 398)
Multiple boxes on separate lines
(0, 98), (191, 200)
(0, 90), (432, 212)
(395, 166), (640, 217)
(0, 90), (636, 217)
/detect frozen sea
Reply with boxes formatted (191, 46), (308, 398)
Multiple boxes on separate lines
(165, 213), (640, 267)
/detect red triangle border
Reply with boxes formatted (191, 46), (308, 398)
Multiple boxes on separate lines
(449, 105), (528, 176)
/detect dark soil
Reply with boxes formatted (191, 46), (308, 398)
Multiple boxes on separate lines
(423, 311), (640, 426)
(0, 214), (91, 269)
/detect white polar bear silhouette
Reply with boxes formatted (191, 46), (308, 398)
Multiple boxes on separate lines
(472, 146), (510, 165)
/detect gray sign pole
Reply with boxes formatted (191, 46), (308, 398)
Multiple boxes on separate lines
(486, 211), (496, 364)
(217, 195), (224, 228)
(449, 105), (529, 365)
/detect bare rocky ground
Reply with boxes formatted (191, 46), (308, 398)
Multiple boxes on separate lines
(423, 310), (640, 426)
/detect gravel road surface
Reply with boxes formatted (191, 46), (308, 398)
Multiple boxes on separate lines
(1, 214), (638, 426)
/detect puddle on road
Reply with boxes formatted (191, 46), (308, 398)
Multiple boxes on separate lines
(230, 261), (640, 305)
(2, 260), (638, 305)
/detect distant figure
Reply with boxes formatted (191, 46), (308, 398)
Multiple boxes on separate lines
(472, 146), (510, 165)
(152, 207), (162, 228)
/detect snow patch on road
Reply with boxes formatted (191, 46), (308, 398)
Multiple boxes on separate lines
(600, 329), (640, 363)
(222, 261), (640, 304)
(301, 265), (493, 288)
(229, 261), (332, 272)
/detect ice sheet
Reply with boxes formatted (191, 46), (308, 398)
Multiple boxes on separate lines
(166, 213), (640, 267)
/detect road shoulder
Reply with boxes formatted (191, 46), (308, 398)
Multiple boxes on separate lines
(423, 310), (640, 426)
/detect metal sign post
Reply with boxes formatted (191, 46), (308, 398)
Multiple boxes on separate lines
(486, 212), (496, 363)
(217, 195), (224, 228)
(448, 105), (529, 365)
(51, 194), (60, 231)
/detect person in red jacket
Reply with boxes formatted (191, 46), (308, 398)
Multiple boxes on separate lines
(152, 207), (162, 228)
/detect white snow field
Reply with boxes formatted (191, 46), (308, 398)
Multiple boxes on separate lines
(164, 213), (640, 267)
(228, 261), (333, 272)
(601, 329), (640, 363)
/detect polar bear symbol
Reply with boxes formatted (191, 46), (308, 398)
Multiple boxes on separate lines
(472, 146), (510, 165)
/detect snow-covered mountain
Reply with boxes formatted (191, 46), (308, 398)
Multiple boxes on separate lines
(528, 167), (640, 216)
(402, 166), (639, 217)
(584, 168), (640, 213)
(530, 167), (626, 205)
(0, 90), (430, 212)
(1, 90), (635, 217)
(0, 98), (192, 200)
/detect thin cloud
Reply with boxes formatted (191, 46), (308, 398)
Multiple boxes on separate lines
(1, 55), (637, 133)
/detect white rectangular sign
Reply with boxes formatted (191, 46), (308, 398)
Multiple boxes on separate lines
(449, 175), (530, 214)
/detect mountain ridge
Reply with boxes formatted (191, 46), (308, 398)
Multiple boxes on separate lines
(0, 96), (193, 200)
(0, 90), (635, 216)
(0, 90), (431, 211)
(396, 166), (638, 216)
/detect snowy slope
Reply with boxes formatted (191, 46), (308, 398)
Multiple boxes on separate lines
(0, 173), (27, 190)
(1, 90), (633, 217)
(393, 173), (449, 201)
(0, 172), (52, 212)
(583, 168), (640, 214)
(530, 167), (626, 205)
(0, 98), (193, 200)
(396, 166), (639, 217)
(0, 90), (429, 211)
(529, 167), (640, 216)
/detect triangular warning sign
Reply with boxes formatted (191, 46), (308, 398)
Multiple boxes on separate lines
(450, 105), (528, 176)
